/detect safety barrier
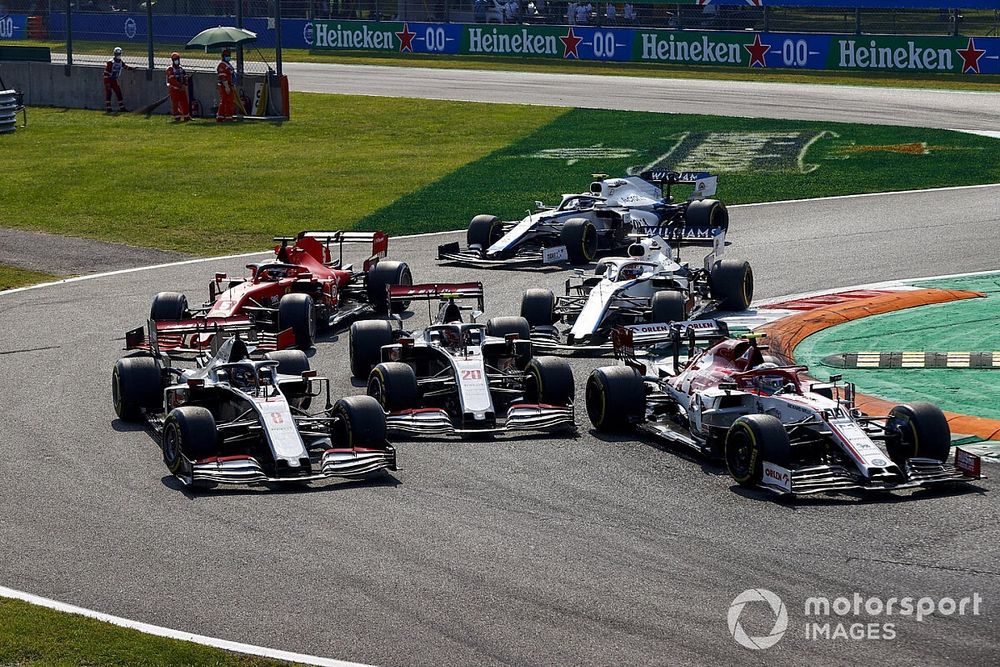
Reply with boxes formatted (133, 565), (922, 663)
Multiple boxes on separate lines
(0, 89), (17, 134)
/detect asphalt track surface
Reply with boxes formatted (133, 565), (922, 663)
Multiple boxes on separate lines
(284, 61), (1000, 131)
(2, 184), (999, 666)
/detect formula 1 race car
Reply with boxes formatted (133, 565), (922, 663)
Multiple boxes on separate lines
(437, 170), (727, 266)
(519, 233), (752, 352)
(145, 230), (413, 350)
(347, 282), (576, 437)
(112, 320), (397, 487)
(585, 321), (982, 496)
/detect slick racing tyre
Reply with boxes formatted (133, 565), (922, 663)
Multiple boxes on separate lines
(585, 366), (645, 432)
(112, 356), (162, 421)
(162, 406), (217, 474)
(149, 291), (188, 321)
(467, 214), (503, 251)
(520, 288), (556, 327)
(486, 316), (531, 340)
(885, 401), (951, 465)
(265, 350), (311, 410)
(685, 199), (729, 233)
(525, 356), (574, 406)
(278, 293), (316, 350)
(368, 362), (419, 413)
(367, 260), (413, 314)
(725, 414), (790, 488)
(349, 320), (394, 378)
(333, 395), (388, 449)
(651, 290), (688, 325)
(561, 218), (598, 265)
(709, 259), (754, 311)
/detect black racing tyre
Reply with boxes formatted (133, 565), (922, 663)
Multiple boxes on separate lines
(333, 395), (388, 449)
(709, 259), (754, 311)
(520, 288), (556, 327)
(467, 214), (503, 251)
(561, 218), (599, 265)
(725, 414), (790, 487)
(162, 406), (217, 473)
(585, 366), (645, 432)
(368, 362), (419, 413)
(524, 356), (575, 406)
(486, 316), (531, 340)
(886, 401), (951, 465)
(112, 356), (162, 421)
(149, 291), (188, 321)
(265, 350), (311, 410)
(278, 293), (316, 350)
(685, 198), (729, 233)
(367, 260), (413, 314)
(349, 320), (394, 378)
(651, 290), (689, 324)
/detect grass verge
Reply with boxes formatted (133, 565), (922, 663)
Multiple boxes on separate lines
(0, 597), (293, 666)
(0, 265), (59, 291)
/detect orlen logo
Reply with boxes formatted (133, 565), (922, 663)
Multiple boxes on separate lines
(764, 467), (789, 484)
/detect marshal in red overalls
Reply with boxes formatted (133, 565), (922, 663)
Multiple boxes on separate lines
(216, 50), (238, 122)
(165, 52), (191, 121)
(104, 47), (135, 112)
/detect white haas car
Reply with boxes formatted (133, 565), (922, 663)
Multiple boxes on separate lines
(518, 231), (752, 352)
(437, 170), (727, 266)
(112, 320), (397, 487)
(585, 321), (982, 496)
(347, 282), (575, 437)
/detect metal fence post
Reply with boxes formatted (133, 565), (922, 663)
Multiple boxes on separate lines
(854, 7), (861, 34)
(275, 0), (282, 77)
(65, 0), (72, 74)
(762, 5), (769, 32)
(237, 0), (245, 78)
(146, 0), (154, 75)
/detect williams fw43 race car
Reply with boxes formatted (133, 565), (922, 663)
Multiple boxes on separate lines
(112, 321), (397, 487)
(145, 230), (413, 351)
(585, 321), (982, 496)
(347, 282), (576, 437)
(437, 170), (727, 266)
(519, 232), (752, 352)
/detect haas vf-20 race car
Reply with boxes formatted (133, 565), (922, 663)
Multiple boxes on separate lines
(113, 321), (397, 487)
(146, 230), (413, 350)
(520, 232), (752, 352)
(437, 170), (727, 266)
(348, 282), (576, 436)
(585, 322), (982, 496)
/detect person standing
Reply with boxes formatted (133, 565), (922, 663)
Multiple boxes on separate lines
(103, 47), (135, 113)
(216, 49), (238, 122)
(165, 52), (191, 122)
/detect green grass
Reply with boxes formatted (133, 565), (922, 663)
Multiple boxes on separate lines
(0, 265), (59, 291)
(0, 597), (293, 666)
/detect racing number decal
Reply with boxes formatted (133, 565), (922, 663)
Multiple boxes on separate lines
(461, 369), (483, 380)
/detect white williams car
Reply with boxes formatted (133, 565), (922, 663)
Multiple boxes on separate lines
(519, 232), (752, 352)
(437, 170), (727, 266)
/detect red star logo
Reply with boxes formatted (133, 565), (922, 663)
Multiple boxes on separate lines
(744, 34), (770, 68)
(561, 27), (582, 59)
(956, 37), (986, 74)
(396, 23), (415, 53)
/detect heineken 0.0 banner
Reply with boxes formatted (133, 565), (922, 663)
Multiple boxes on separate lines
(311, 20), (1000, 74)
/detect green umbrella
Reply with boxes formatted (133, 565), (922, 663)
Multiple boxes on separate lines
(185, 26), (257, 52)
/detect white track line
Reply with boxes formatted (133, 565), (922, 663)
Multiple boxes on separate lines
(0, 586), (374, 667)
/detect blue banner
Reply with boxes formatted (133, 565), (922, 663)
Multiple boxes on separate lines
(0, 13), (28, 40)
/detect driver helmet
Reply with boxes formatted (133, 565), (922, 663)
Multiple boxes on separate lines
(627, 243), (645, 258)
(442, 326), (462, 348)
(230, 364), (257, 391)
(754, 362), (778, 371)
(758, 375), (785, 395)
(619, 263), (643, 281)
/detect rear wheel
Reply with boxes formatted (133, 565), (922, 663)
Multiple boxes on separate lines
(485, 316), (531, 340)
(524, 356), (574, 406)
(112, 356), (162, 421)
(332, 396), (388, 449)
(685, 198), (729, 233)
(349, 320), (394, 378)
(725, 414), (790, 487)
(278, 293), (316, 350)
(467, 214), (503, 251)
(150, 292), (188, 321)
(265, 350), (311, 410)
(561, 218), (598, 265)
(162, 406), (217, 473)
(710, 259), (754, 311)
(520, 288), (556, 327)
(368, 362), (419, 413)
(651, 290), (688, 324)
(585, 366), (645, 432)
(367, 260), (413, 314)
(886, 401), (951, 465)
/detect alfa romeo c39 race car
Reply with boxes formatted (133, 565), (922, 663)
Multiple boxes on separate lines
(585, 321), (982, 496)
(144, 230), (413, 351)
(437, 170), (727, 266)
(347, 282), (576, 437)
(113, 321), (397, 487)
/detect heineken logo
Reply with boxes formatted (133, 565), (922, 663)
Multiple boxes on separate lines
(641, 34), (743, 64)
(469, 27), (559, 56)
(838, 39), (954, 71)
(314, 23), (395, 49)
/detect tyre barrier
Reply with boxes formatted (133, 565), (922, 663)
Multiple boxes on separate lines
(0, 90), (19, 134)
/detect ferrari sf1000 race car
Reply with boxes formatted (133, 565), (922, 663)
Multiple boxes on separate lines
(145, 230), (413, 350)
(519, 232), (752, 352)
(437, 170), (727, 266)
(112, 321), (397, 487)
(585, 321), (982, 496)
(347, 282), (576, 437)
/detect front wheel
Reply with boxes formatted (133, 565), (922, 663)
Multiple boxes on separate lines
(561, 218), (598, 265)
(162, 406), (217, 474)
(650, 290), (688, 325)
(349, 320), (394, 378)
(524, 356), (574, 406)
(278, 293), (316, 350)
(520, 288), (556, 327)
(332, 396), (388, 449)
(886, 401), (951, 465)
(585, 366), (645, 432)
(367, 260), (413, 313)
(368, 362), (419, 413)
(467, 214), (503, 251)
(112, 356), (162, 421)
(710, 259), (753, 311)
(725, 414), (789, 487)
(150, 291), (188, 321)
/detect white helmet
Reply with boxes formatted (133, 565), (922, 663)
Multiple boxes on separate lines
(113, 47), (122, 57)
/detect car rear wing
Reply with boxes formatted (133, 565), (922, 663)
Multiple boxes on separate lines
(638, 169), (718, 201)
(273, 230), (389, 272)
(611, 320), (730, 374)
(388, 282), (485, 307)
(125, 317), (295, 357)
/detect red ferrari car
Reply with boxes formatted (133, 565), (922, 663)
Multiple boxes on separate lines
(134, 231), (413, 351)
